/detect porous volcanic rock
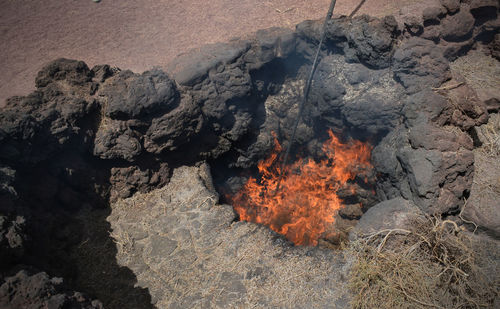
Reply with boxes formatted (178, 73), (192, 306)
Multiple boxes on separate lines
(488, 33), (500, 59)
(392, 37), (450, 93)
(109, 163), (169, 202)
(318, 14), (399, 69)
(0, 270), (102, 309)
(372, 84), (484, 214)
(143, 97), (203, 154)
(101, 69), (178, 120)
(0, 60), (98, 164)
(0, 214), (26, 267)
(440, 7), (475, 42)
(93, 118), (143, 161)
(440, 0), (460, 14)
(422, 6), (446, 24)
(350, 197), (422, 237)
(1, 2), (500, 307)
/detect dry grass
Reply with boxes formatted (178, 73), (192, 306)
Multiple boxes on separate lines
(346, 215), (499, 308)
(450, 50), (500, 92)
(477, 114), (500, 157)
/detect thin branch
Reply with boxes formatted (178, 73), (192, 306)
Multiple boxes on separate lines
(432, 82), (464, 91)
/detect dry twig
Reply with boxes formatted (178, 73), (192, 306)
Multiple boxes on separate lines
(347, 214), (498, 308)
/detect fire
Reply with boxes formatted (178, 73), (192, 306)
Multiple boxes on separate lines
(228, 130), (373, 246)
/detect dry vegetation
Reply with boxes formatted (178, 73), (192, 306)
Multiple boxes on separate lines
(347, 48), (500, 308)
(476, 114), (500, 158)
(346, 215), (499, 308)
(450, 50), (500, 94)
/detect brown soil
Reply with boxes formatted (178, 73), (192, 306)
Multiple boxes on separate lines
(0, 0), (433, 106)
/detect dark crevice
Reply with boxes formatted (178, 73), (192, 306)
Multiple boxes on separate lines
(6, 151), (154, 308)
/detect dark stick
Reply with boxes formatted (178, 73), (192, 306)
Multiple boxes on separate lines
(273, 0), (337, 194)
(349, 0), (367, 18)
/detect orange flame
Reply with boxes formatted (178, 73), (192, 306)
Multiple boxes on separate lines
(228, 130), (373, 246)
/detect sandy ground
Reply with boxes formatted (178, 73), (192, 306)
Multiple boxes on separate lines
(0, 0), (432, 106)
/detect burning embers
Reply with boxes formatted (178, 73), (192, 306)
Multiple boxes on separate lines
(228, 130), (374, 246)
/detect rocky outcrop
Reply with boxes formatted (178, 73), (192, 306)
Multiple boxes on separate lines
(370, 1), (497, 216)
(1, 1), (499, 307)
(350, 197), (422, 237)
(93, 118), (143, 161)
(109, 163), (169, 202)
(392, 37), (451, 93)
(440, 0), (460, 14)
(0, 214), (26, 267)
(297, 14), (400, 69)
(441, 8), (475, 42)
(0, 60), (98, 164)
(102, 69), (178, 120)
(490, 33), (500, 59)
(0, 270), (102, 309)
(372, 83), (485, 214)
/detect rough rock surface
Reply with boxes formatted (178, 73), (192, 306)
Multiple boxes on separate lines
(311, 55), (404, 135)
(440, 0), (460, 13)
(108, 165), (351, 308)
(93, 118), (143, 161)
(0, 270), (102, 309)
(440, 8), (475, 42)
(462, 114), (500, 237)
(166, 40), (251, 86)
(422, 6), (446, 24)
(102, 69), (178, 120)
(490, 33), (500, 59)
(109, 164), (170, 202)
(392, 37), (450, 93)
(0, 59), (98, 164)
(305, 14), (399, 69)
(1, 2), (500, 307)
(369, 1), (499, 216)
(350, 197), (422, 237)
(0, 214), (26, 267)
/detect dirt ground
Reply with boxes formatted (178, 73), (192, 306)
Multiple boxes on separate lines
(0, 0), (433, 106)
